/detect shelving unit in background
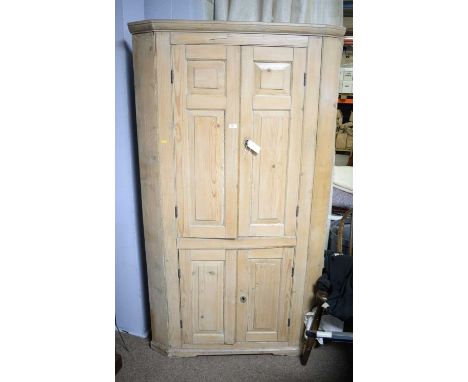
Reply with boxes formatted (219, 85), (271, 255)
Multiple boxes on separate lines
(335, 1), (353, 161)
(338, 97), (353, 104)
(336, 16), (353, 157)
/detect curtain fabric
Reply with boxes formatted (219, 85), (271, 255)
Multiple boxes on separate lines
(201, 0), (343, 26)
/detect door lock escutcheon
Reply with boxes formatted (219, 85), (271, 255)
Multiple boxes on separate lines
(240, 296), (247, 303)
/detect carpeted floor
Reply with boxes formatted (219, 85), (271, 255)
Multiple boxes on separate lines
(115, 332), (352, 382)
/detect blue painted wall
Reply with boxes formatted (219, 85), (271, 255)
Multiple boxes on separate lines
(115, 0), (147, 337)
(115, 0), (203, 337)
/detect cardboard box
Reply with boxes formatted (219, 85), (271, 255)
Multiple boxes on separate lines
(339, 67), (353, 94)
(336, 132), (348, 150)
(346, 135), (353, 150)
(341, 68), (353, 81)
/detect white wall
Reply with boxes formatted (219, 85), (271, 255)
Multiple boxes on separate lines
(115, 0), (203, 337)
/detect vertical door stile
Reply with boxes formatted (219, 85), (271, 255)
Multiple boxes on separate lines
(239, 46), (255, 237)
(278, 247), (294, 341)
(225, 46), (240, 239)
(224, 250), (237, 344)
(179, 249), (193, 344)
(284, 48), (306, 236)
(173, 45), (190, 238)
(236, 249), (249, 342)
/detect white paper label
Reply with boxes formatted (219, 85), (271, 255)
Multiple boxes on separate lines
(228, 123), (237, 129)
(246, 139), (261, 153)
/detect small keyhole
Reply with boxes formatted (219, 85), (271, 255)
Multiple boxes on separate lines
(240, 296), (247, 303)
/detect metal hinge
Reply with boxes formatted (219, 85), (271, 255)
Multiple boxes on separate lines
(180, 320), (183, 328)
(171, 70), (174, 83)
(296, 206), (299, 217)
(288, 318), (291, 327)
(304, 73), (307, 86)
(175, 206), (178, 218)
(178, 269), (181, 279)
(292, 267), (295, 277)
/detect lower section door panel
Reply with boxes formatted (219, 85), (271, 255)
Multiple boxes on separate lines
(179, 247), (293, 345)
(236, 248), (294, 342)
(179, 249), (236, 345)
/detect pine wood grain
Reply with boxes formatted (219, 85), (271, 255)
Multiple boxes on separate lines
(130, 21), (344, 356)
(128, 19), (345, 37)
(132, 31), (181, 348)
(302, 36), (344, 316)
(288, 36), (323, 347)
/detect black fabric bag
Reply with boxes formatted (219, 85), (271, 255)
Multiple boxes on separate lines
(317, 209), (353, 321)
(317, 254), (353, 321)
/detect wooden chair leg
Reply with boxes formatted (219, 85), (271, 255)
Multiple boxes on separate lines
(300, 290), (328, 365)
(300, 337), (315, 365)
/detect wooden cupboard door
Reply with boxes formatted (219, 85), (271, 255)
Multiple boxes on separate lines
(179, 250), (236, 345)
(239, 46), (306, 237)
(236, 248), (293, 342)
(173, 45), (240, 238)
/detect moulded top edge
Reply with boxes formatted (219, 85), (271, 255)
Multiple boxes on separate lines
(127, 19), (346, 37)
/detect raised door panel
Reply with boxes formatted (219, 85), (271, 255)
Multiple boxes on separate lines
(236, 248), (293, 342)
(173, 45), (240, 238)
(189, 110), (224, 225)
(239, 46), (306, 237)
(179, 250), (236, 345)
(250, 111), (289, 236)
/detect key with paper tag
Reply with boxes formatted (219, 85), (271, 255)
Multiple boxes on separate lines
(245, 139), (261, 154)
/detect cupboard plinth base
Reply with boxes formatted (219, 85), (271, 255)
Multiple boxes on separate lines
(164, 346), (300, 358)
(150, 341), (170, 356)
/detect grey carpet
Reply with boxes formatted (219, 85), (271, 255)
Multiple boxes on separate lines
(115, 332), (352, 382)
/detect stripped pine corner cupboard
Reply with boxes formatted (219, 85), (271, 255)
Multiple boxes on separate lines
(128, 20), (344, 357)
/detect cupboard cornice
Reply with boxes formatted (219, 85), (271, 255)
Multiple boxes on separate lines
(128, 19), (345, 37)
